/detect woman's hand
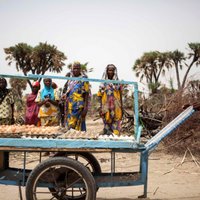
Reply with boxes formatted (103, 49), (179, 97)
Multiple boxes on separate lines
(43, 98), (50, 107)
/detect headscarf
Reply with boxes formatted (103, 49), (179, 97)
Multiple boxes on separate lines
(41, 79), (55, 100)
(63, 62), (87, 94)
(32, 81), (40, 88)
(67, 61), (87, 78)
(102, 64), (119, 80)
(99, 64), (121, 91)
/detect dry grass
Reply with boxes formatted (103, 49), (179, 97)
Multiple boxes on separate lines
(160, 89), (200, 156)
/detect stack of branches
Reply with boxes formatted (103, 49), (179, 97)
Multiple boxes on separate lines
(161, 86), (200, 156)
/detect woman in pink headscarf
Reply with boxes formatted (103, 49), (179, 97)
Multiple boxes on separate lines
(25, 81), (40, 125)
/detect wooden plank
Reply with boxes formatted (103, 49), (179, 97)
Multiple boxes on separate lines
(0, 138), (145, 150)
(0, 147), (112, 152)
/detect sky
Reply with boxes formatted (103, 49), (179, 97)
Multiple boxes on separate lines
(0, 0), (200, 94)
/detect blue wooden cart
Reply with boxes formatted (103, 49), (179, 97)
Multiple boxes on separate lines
(0, 74), (196, 200)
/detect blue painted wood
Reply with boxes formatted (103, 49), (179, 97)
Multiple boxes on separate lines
(136, 126), (143, 143)
(0, 73), (138, 85)
(96, 179), (144, 187)
(133, 83), (139, 138)
(140, 151), (148, 198)
(28, 74), (138, 85)
(0, 138), (145, 150)
(0, 180), (21, 186)
(0, 74), (33, 80)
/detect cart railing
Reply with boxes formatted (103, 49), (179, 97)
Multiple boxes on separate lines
(145, 106), (195, 153)
(0, 73), (141, 141)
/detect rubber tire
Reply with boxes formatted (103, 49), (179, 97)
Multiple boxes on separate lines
(51, 152), (101, 199)
(26, 157), (96, 200)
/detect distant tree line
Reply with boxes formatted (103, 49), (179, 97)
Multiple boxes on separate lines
(4, 42), (200, 96)
(133, 43), (200, 93)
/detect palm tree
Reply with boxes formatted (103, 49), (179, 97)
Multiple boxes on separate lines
(181, 43), (200, 88)
(4, 42), (67, 89)
(4, 43), (33, 75)
(168, 50), (185, 89)
(133, 51), (172, 93)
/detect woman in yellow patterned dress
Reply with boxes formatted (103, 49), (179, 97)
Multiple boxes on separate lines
(63, 62), (89, 131)
(36, 78), (60, 126)
(97, 64), (123, 135)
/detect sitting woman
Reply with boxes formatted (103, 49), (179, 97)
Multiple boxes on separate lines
(63, 62), (89, 131)
(0, 78), (15, 125)
(97, 64), (123, 135)
(36, 78), (60, 126)
(25, 81), (40, 126)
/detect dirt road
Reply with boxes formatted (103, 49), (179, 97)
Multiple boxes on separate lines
(0, 150), (199, 200)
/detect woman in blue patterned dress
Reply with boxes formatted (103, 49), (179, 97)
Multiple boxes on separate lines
(63, 62), (89, 131)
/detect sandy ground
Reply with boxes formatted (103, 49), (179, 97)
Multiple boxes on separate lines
(0, 120), (200, 200)
(0, 150), (199, 200)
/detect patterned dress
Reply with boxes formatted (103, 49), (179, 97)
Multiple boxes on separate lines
(97, 83), (123, 135)
(35, 89), (60, 126)
(0, 89), (14, 125)
(65, 80), (89, 131)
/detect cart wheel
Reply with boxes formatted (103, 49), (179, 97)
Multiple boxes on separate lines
(50, 152), (101, 199)
(26, 157), (96, 200)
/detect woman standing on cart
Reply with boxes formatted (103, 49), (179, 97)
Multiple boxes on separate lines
(36, 78), (60, 126)
(63, 62), (89, 131)
(97, 64), (123, 135)
(0, 78), (15, 125)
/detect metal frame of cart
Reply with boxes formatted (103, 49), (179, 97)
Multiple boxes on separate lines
(0, 74), (196, 200)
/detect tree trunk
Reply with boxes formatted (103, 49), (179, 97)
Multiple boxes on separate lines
(181, 60), (195, 89)
(175, 62), (181, 89)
